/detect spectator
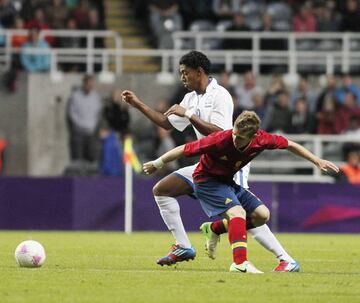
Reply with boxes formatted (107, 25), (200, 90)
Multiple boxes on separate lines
(339, 150), (360, 185)
(70, 0), (90, 29)
(98, 127), (123, 177)
(67, 75), (102, 162)
(334, 74), (360, 106)
(316, 97), (338, 134)
(58, 17), (83, 71)
(341, 0), (360, 32)
(316, 5), (340, 32)
(0, 22), (5, 46)
(103, 89), (130, 139)
(148, 0), (183, 48)
(179, 0), (215, 29)
(262, 91), (292, 133)
(59, 17), (81, 48)
(218, 70), (237, 101)
(289, 98), (317, 134)
(21, 0), (48, 22)
(264, 74), (287, 108)
(252, 92), (267, 122)
(315, 74), (337, 114)
(46, 0), (69, 29)
(25, 8), (54, 45)
(293, 4), (316, 32)
(335, 92), (360, 134)
(87, 9), (104, 48)
(65, 0), (78, 9)
(212, 0), (241, 21)
(0, 136), (7, 175)
(0, 0), (17, 28)
(235, 71), (263, 111)
(3, 16), (26, 92)
(343, 116), (360, 136)
(20, 27), (50, 73)
(99, 91), (129, 177)
(11, 16), (27, 48)
(261, 13), (275, 32)
(222, 12), (251, 50)
(290, 75), (318, 112)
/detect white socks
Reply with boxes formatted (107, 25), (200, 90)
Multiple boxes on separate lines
(248, 224), (295, 263)
(154, 196), (192, 248)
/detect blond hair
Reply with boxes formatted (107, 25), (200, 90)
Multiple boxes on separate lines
(234, 110), (261, 136)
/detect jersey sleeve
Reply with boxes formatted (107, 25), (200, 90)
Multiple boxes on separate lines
(262, 132), (289, 149)
(183, 131), (222, 157)
(210, 90), (234, 130)
(167, 95), (191, 131)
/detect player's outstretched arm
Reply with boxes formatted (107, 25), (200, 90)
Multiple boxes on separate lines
(143, 145), (185, 175)
(287, 140), (339, 173)
(121, 90), (173, 130)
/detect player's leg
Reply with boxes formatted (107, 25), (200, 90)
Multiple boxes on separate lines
(201, 190), (300, 272)
(235, 166), (299, 271)
(195, 180), (262, 273)
(200, 187), (268, 259)
(152, 167), (196, 265)
(247, 224), (300, 272)
(223, 206), (263, 274)
(237, 189), (299, 271)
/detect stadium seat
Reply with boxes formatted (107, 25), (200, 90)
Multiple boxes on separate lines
(186, 20), (219, 50)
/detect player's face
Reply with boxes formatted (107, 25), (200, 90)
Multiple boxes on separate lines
(232, 128), (253, 150)
(179, 64), (200, 91)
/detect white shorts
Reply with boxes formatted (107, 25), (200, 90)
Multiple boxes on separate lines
(173, 163), (250, 190)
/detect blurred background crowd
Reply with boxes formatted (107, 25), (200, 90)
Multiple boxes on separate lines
(0, 0), (358, 184)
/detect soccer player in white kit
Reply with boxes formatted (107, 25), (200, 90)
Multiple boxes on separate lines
(122, 51), (299, 271)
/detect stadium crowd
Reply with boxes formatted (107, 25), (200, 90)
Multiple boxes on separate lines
(133, 0), (360, 49)
(0, 0), (105, 90)
(0, 0), (358, 183)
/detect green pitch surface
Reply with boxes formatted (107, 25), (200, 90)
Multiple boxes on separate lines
(0, 232), (359, 303)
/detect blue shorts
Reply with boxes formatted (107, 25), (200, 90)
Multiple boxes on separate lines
(194, 179), (263, 218)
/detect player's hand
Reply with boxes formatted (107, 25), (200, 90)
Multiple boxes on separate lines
(164, 104), (186, 117)
(316, 159), (339, 173)
(143, 161), (157, 175)
(121, 90), (142, 108)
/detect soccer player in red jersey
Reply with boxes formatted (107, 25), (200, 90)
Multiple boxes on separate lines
(143, 111), (339, 273)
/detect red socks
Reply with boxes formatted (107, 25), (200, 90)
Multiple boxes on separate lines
(210, 219), (227, 235)
(228, 217), (247, 264)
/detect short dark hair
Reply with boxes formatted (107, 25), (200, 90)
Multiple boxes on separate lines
(179, 51), (211, 75)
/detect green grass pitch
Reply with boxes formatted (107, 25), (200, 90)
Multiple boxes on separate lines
(0, 231), (359, 303)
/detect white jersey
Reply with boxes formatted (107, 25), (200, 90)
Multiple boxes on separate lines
(168, 77), (250, 189)
(168, 78), (233, 139)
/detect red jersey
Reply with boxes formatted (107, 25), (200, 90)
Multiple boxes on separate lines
(183, 129), (288, 184)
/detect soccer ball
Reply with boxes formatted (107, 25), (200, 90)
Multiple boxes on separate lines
(14, 240), (46, 268)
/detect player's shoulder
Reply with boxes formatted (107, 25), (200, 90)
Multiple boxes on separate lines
(182, 90), (197, 103)
(210, 78), (232, 98)
(254, 129), (272, 144)
(210, 129), (232, 141)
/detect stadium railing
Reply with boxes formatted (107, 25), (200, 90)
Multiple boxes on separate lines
(0, 29), (123, 74)
(1, 30), (360, 75)
(173, 31), (360, 75)
(249, 134), (358, 183)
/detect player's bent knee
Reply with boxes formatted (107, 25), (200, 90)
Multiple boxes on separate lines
(152, 181), (164, 196)
(225, 205), (246, 220)
(251, 205), (270, 223)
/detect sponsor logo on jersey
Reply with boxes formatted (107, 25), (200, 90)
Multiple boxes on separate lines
(225, 198), (233, 205)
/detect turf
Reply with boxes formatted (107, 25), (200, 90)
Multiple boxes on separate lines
(0, 231), (359, 303)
